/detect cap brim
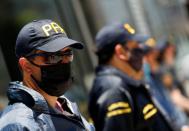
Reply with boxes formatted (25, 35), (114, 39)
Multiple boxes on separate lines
(37, 37), (84, 52)
(131, 35), (150, 44)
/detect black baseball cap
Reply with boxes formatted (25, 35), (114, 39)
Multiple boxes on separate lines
(95, 22), (149, 53)
(15, 19), (83, 58)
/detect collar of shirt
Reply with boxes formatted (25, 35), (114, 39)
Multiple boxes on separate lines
(54, 97), (73, 116)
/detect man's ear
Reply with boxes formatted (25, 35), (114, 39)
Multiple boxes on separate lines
(115, 44), (130, 61)
(19, 57), (32, 74)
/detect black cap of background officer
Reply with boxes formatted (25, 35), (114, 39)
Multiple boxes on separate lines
(15, 19), (83, 58)
(141, 37), (157, 54)
(95, 22), (149, 64)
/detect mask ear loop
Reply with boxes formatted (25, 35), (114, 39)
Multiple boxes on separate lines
(28, 60), (42, 67)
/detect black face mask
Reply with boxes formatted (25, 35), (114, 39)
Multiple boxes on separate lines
(31, 62), (72, 96)
(128, 48), (144, 72)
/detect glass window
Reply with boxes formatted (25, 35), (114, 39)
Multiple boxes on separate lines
(0, 47), (10, 109)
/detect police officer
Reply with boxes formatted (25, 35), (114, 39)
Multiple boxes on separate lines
(143, 39), (189, 131)
(88, 22), (179, 131)
(0, 19), (94, 131)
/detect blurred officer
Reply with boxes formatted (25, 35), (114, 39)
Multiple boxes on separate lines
(0, 19), (94, 131)
(143, 39), (189, 131)
(88, 22), (178, 131)
(157, 41), (187, 95)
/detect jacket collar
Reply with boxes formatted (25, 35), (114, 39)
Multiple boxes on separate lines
(96, 65), (145, 87)
(8, 81), (49, 112)
(7, 81), (82, 117)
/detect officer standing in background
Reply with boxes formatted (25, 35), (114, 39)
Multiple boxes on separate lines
(143, 39), (189, 131)
(0, 19), (94, 131)
(88, 22), (185, 131)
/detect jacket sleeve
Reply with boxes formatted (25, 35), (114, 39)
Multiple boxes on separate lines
(81, 116), (95, 131)
(97, 88), (134, 131)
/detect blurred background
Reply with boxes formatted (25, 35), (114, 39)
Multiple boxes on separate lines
(1, 0), (189, 118)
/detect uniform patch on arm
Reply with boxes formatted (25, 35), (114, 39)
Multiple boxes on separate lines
(143, 104), (157, 120)
(106, 102), (132, 118)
